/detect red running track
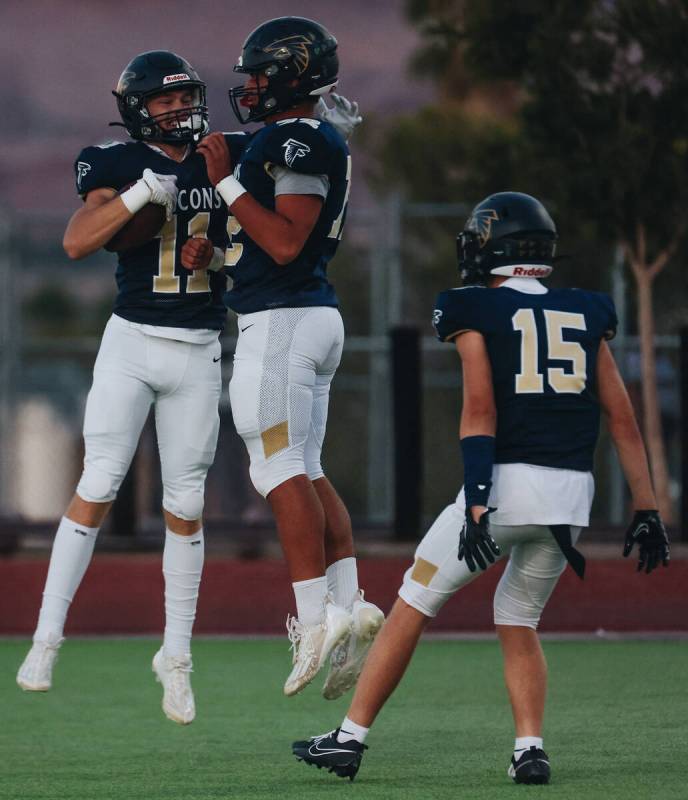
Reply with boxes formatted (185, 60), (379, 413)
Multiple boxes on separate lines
(1, 556), (686, 635)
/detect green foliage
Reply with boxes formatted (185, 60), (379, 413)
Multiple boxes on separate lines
(405, 0), (688, 257)
(22, 284), (80, 335)
(370, 105), (520, 203)
(375, 0), (688, 328)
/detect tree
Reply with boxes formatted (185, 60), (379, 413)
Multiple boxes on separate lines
(393, 0), (688, 521)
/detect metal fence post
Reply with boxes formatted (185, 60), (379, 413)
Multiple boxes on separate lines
(681, 327), (688, 541)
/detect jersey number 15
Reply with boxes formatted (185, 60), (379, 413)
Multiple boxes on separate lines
(512, 308), (587, 394)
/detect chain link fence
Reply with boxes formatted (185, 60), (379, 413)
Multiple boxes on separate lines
(0, 202), (682, 547)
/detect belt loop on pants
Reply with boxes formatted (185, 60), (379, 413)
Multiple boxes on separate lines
(548, 524), (586, 579)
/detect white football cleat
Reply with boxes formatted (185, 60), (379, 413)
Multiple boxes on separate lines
(152, 648), (195, 725)
(284, 598), (352, 697)
(322, 591), (385, 700)
(17, 635), (64, 692)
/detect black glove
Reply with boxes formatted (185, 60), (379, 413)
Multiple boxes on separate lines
(458, 508), (500, 572)
(622, 510), (670, 574)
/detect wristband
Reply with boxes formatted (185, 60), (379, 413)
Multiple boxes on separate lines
(216, 175), (247, 209)
(461, 435), (495, 508)
(119, 179), (152, 215)
(207, 247), (225, 273)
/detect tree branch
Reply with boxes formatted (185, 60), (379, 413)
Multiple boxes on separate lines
(648, 217), (688, 280)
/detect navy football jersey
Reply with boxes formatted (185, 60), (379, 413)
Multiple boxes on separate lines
(74, 135), (248, 330)
(433, 283), (618, 471)
(224, 118), (351, 314)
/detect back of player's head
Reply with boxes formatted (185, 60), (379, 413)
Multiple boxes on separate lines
(229, 16), (339, 124)
(457, 192), (557, 285)
(112, 50), (208, 144)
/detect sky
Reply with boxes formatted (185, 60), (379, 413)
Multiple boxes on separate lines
(1, 0), (430, 214)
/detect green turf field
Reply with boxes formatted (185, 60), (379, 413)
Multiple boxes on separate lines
(1, 639), (686, 799)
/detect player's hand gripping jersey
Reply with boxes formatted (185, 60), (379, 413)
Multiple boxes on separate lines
(224, 118), (351, 314)
(74, 136), (247, 330)
(433, 283), (618, 471)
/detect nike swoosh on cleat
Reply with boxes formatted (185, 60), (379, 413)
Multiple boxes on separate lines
(240, 324), (254, 332)
(308, 743), (356, 758)
(213, 356), (221, 362)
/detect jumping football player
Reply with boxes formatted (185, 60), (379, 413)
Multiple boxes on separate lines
(292, 192), (670, 782)
(198, 16), (384, 699)
(16, 50), (234, 724)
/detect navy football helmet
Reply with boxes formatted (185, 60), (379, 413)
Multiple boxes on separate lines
(457, 192), (557, 285)
(229, 16), (339, 124)
(112, 51), (209, 144)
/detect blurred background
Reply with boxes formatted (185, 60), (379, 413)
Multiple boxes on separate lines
(0, 2), (686, 625)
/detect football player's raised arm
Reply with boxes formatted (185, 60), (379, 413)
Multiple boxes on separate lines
(199, 131), (322, 265)
(597, 340), (657, 509)
(229, 191), (323, 265)
(455, 331), (497, 438)
(63, 187), (132, 259)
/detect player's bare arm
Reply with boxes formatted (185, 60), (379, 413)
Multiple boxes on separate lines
(198, 131), (322, 265)
(597, 340), (669, 572)
(454, 330), (500, 570)
(63, 187), (131, 259)
(455, 331), (497, 440)
(455, 330), (496, 522)
(64, 169), (178, 259)
(597, 340), (656, 509)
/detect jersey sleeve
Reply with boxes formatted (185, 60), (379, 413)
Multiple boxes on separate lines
(272, 166), (329, 198)
(222, 131), (251, 164)
(432, 287), (488, 342)
(598, 292), (618, 340)
(74, 142), (129, 197)
(261, 120), (338, 175)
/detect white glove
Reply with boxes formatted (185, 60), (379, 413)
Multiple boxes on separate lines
(315, 93), (362, 140)
(141, 169), (178, 220)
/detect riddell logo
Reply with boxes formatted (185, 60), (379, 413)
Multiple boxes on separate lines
(163, 73), (190, 84)
(512, 266), (549, 277)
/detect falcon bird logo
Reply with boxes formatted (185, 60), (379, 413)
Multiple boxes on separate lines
(265, 35), (311, 74)
(76, 161), (92, 191)
(282, 138), (311, 167)
(466, 208), (500, 247)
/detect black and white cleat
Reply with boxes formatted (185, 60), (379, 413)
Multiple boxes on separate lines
(508, 746), (551, 785)
(292, 728), (367, 781)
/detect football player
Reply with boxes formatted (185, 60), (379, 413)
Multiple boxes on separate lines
(16, 50), (233, 724)
(292, 192), (670, 782)
(198, 16), (383, 699)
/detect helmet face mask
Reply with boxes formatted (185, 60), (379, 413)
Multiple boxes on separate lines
(113, 51), (209, 144)
(457, 192), (558, 285)
(229, 16), (339, 124)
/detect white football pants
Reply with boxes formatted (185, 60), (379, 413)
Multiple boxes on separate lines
(399, 500), (581, 628)
(76, 315), (221, 520)
(229, 306), (344, 497)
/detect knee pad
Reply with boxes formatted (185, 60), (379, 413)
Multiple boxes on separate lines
(163, 488), (205, 522)
(249, 446), (307, 497)
(76, 463), (120, 504)
(493, 560), (557, 629)
(305, 459), (324, 483)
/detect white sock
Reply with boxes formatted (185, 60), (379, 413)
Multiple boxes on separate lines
(292, 576), (328, 627)
(326, 557), (359, 610)
(514, 736), (543, 757)
(34, 516), (99, 642)
(163, 528), (204, 658)
(337, 716), (369, 744)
